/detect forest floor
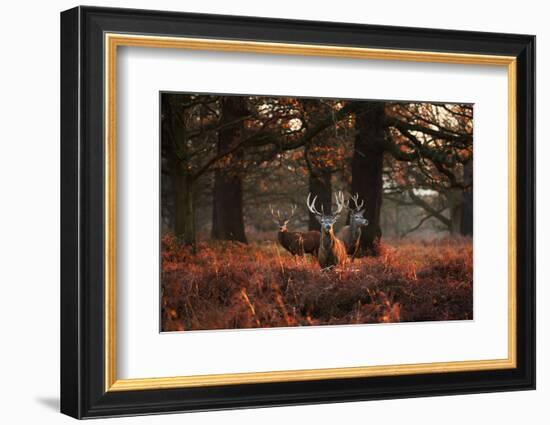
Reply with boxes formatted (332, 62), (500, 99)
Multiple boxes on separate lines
(161, 234), (473, 332)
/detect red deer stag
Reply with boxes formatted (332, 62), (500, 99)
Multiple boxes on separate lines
(270, 205), (320, 256)
(337, 193), (369, 257)
(306, 192), (348, 269)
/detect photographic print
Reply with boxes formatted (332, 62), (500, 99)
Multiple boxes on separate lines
(61, 9), (535, 417)
(160, 93), (473, 332)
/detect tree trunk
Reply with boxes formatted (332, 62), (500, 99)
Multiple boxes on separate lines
(308, 170), (332, 231)
(301, 99), (334, 231)
(212, 170), (247, 242)
(161, 93), (197, 245)
(450, 202), (462, 235)
(460, 159), (473, 235)
(161, 173), (175, 233)
(211, 97), (248, 243)
(351, 102), (385, 256)
(449, 159), (473, 236)
(173, 172), (196, 246)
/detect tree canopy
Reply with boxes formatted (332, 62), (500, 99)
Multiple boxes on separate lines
(161, 93), (473, 251)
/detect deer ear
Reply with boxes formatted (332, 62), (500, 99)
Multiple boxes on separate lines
(315, 215), (322, 224)
(358, 209), (365, 216)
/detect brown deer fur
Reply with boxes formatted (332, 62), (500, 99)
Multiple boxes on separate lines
(278, 229), (320, 256)
(306, 192), (348, 269)
(338, 218), (366, 257)
(318, 228), (348, 268)
(271, 204), (320, 257)
(337, 194), (368, 257)
(337, 225), (359, 256)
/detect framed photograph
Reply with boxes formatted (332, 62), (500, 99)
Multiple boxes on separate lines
(60, 6), (535, 419)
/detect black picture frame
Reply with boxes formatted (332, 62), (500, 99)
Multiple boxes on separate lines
(61, 5), (535, 419)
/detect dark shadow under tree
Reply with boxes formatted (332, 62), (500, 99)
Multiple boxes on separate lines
(351, 102), (385, 256)
(211, 97), (248, 243)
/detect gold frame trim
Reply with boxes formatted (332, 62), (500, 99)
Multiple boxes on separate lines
(104, 33), (518, 392)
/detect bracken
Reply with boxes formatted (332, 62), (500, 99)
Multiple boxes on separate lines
(160, 234), (473, 331)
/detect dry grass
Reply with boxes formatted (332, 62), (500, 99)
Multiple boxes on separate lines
(161, 234), (473, 332)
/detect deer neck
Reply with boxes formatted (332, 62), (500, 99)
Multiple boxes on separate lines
(321, 228), (335, 250)
(350, 218), (361, 239)
(278, 229), (286, 244)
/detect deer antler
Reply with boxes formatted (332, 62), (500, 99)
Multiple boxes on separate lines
(269, 204), (282, 222)
(333, 191), (346, 217)
(289, 204), (298, 220)
(306, 193), (323, 216)
(272, 204), (299, 225)
(350, 193), (364, 212)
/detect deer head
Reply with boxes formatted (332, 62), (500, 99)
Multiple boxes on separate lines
(349, 193), (369, 227)
(270, 204), (297, 232)
(306, 191), (346, 234)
